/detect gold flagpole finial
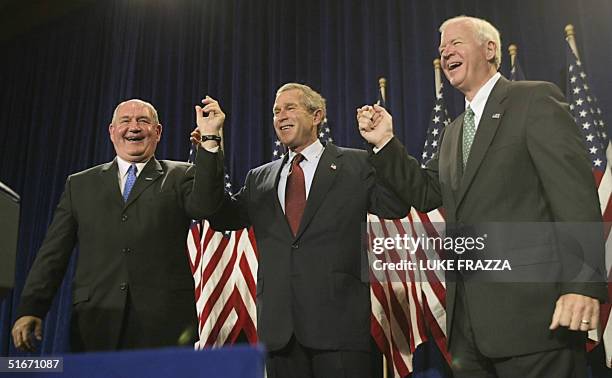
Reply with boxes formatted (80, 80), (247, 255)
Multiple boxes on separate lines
(508, 44), (518, 57)
(378, 77), (387, 104)
(564, 24), (575, 38)
(508, 44), (518, 68)
(564, 24), (579, 59)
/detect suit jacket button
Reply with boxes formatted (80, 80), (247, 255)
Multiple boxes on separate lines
(122, 248), (131, 254)
(292, 244), (299, 249)
(121, 214), (128, 221)
(120, 283), (128, 291)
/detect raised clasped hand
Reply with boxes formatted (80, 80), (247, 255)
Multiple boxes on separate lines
(356, 104), (393, 148)
(191, 96), (225, 145)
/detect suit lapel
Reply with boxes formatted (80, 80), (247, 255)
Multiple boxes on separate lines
(445, 118), (463, 193)
(124, 158), (164, 208)
(294, 144), (341, 239)
(100, 159), (124, 207)
(456, 77), (510, 208)
(270, 154), (289, 225)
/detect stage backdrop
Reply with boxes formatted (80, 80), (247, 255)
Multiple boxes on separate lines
(1, 0), (611, 372)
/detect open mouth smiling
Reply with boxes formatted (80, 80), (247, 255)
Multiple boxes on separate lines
(448, 62), (462, 71)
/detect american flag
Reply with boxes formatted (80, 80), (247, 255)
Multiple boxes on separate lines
(369, 85), (451, 377)
(186, 147), (259, 348)
(564, 41), (612, 367)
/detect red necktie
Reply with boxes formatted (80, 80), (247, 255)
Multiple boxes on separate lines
(285, 153), (306, 236)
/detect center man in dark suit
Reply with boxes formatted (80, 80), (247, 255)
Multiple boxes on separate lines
(191, 83), (408, 378)
(357, 16), (607, 378)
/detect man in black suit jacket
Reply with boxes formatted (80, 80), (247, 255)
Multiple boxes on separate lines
(190, 84), (407, 377)
(358, 16), (607, 377)
(12, 99), (211, 352)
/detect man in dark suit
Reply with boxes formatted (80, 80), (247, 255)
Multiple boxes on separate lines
(190, 84), (407, 377)
(12, 99), (213, 352)
(357, 16), (607, 377)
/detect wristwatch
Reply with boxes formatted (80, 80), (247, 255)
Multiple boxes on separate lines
(201, 134), (222, 143)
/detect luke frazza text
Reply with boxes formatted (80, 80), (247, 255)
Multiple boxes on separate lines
(371, 234), (486, 255)
(372, 259), (512, 272)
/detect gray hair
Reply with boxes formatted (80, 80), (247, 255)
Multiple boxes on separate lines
(440, 16), (502, 69)
(275, 83), (327, 118)
(111, 99), (159, 124)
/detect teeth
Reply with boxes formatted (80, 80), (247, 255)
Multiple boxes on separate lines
(449, 62), (461, 69)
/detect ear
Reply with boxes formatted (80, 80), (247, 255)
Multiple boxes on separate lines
(312, 109), (324, 126)
(155, 123), (163, 141)
(485, 41), (497, 63)
(108, 123), (115, 142)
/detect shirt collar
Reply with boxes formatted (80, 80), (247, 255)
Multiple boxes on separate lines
(465, 72), (501, 119)
(116, 156), (150, 177)
(287, 139), (324, 163)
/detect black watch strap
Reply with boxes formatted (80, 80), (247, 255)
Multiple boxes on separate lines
(201, 134), (222, 143)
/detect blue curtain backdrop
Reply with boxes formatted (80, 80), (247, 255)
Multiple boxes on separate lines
(1, 0), (611, 375)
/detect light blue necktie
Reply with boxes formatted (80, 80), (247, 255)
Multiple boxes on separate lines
(123, 164), (137, 202)
(462, 106), (476, 168)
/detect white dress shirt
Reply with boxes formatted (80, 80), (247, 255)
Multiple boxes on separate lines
(116, 156), (148, 195)
(465, 72), (501, 131)
(277, 139), (325, 213)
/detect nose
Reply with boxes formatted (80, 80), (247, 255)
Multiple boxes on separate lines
(441, 45), (454, 61)
(127, 120), (142, 131)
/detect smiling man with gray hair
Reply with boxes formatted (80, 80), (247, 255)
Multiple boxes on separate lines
(358, 15), (606, 377)
(12, 99), (212, 352)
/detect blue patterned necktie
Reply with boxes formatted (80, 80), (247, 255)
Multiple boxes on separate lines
(123, 164), (137, 202)
(462, 106), (476, 168)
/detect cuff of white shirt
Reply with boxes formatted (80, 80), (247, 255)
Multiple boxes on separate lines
(372, 136), (393, 154)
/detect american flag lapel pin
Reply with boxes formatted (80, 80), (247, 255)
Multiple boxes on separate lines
(492, 113), (501, 119)
(330, 163), (337, 170)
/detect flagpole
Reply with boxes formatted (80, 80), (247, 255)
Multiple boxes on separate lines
(508, 44), (518, 70)
(377, 76), (390, 378)
(377, 76), (389, 378)
(433, 59), (442, 95)
(378, 77), (387, 105)
(565, 24), (580, 59)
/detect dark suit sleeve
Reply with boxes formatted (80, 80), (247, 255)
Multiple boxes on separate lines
(17, 178), (78, 318)
(370, 136), (443, 213)
(525, 83), (607, 301)
(186, 146), (251, 230)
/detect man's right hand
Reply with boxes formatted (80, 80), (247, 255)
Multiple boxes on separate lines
(193, 96), (225, 150)
(12, 316), (43, 352)
(195, 96), (225, 135)
(357, 104), (394, 149)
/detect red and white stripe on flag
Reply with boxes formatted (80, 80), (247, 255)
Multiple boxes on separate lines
(187, 219), (258, 348)
(592, 141), (612, 367)
(369, 208), (450, 377)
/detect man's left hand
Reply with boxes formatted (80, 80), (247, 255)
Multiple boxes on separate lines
(549, 293), (599, 331)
